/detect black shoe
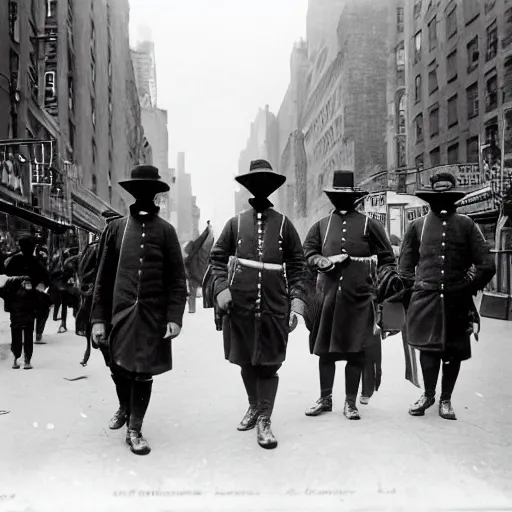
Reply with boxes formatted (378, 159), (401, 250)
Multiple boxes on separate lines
(439, 400), (457, 420)
(126, 429), (151, 455)
(237, 405), (259, 431)
(256, 416), (277, 449)
(409, 394), (435, 416)
(35, 334), (46, 344)
(343, 401), (361, 420)
(23, 358), (33, 370)
(109, 408), (128, 430)
(12, 357), (20, 369)
(305, 395), (332, 416)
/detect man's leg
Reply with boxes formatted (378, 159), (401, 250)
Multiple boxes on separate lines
(58, 295), (68, 333)
(23, 321), (34, 369)
(237, 364), (258, 431)
(409, 351), (441, 416)
(255, 364), (281, 449)
(126, 373), (153, 455)
(188, 287), (197, 314)
(344, 352), (365, 420)
(35, 307), (50, 343)
(305, 355), (335, 416)
(438, 359), (461, 420)
(109, 365), (133, 430)
(11, 325), (22, 369)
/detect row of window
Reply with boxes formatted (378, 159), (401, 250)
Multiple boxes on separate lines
(415, 136), (480, 169)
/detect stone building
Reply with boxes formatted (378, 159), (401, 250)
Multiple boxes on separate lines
(176, 152), (200, 244)
(404, 0), (512, 243)
(235, 105), (279, 214)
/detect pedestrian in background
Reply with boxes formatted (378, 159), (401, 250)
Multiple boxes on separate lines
(399, 172), (495, 420)
(208, 159), (306, 450)
(302, 171), (397, 420)
(91, 165), (187, 456)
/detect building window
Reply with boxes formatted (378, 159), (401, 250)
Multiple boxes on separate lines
(467, 37), (479, 73)
(466, 83), (479, 118)
(428, 17), (437, 51)
(448, 143), (459, 164)
(486, 20), (498, 61)
(46, 0), (57, 18)
(448, 94), (458, 127)
(397, 136), (406, 168)
(91, 95), (96, 128)
(428, 66), (438, 95)
(397, 94), (406, 134)
(447, 50), (457, 83)
(415, 74), (422, 103)
(504, 57), (512, 103)
(414, 31), (422, 64)
(429, 106), (439, 136)
(68, 119), (75, 152)
(9, 1), (20, 43)
(92, 139), (96, 165)
(415, 114), (424, 142)
(485, 71), (498, 112)
(447, 6), (457, 39)
(504, 8), (512, 49)
(91, 174), (97, 194)
(396, 42), (405, 82)
(397, 7), (404, 33)
(415, 154), (424, 170)
(68, 76), (74, 112)
(485, 0), (496, 15)
(464, 0), (480, 25)
(414, 1), (422, 19)
(430, 147), (440, 167)
(466, 136), (479, 163)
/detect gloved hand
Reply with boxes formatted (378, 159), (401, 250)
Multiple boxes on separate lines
(217, 288), (232, 311)
(91, 322), (107, 348)
(314, 256), (334, 273)
(288, 312), (298, 333)
(168, 322), (181, 339)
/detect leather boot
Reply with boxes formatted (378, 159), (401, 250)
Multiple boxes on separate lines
(126, 428), (151, 455)
(35, 334), (46, 344)
(109, 407), (129, 430)
(256, 416), (277, 449)
(439, 400), (457, 420)
(12, 357), (20, 369)
(23, 357), (33, 370)
(343, 401), (360, 420)
(305, 395), (332, 416)
(409, 394), (435, 416)
(237, 404), (259, 431)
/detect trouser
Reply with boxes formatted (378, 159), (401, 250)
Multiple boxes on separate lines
(188, 286), (197, 313)
(318, 352), (366, 405)
(419, 352), (461, 401)
(11, 320), (35, 360)
(240, 363), (281, 418)
(36, 306), (50, 337)
(110, 365), (153, 432)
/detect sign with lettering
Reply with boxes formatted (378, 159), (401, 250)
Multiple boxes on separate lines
(361, 192), (387, 227)
(417, 164), (483, 190)
(405, 205), (429, 224)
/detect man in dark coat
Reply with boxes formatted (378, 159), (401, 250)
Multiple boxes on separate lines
(208, 159), (306, 450)
(302, 171), (397, 420)
(399, 172), (496, 420)
(91, 165), (187, 455)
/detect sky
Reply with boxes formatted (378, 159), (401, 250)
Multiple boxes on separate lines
(128, 0), (308, 233)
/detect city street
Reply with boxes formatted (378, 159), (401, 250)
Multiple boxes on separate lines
(1, 303), (512, 512)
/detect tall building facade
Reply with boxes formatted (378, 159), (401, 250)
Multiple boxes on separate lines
(235, 106), (279, 214)
(176, 152), (200, 243)
(0, 0), (149, 248)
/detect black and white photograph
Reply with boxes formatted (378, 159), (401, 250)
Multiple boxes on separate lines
(1, 0), (512, 510)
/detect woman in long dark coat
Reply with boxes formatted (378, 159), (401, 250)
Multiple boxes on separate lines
(399, 172), (495, 420)
(91, 165), (187, 455)
(303, 171), (396, 420)
(208, 159), (306, 450)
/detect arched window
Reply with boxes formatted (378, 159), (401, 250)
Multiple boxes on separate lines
(397, 93), (406, 134)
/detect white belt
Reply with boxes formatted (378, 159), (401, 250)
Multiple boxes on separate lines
(328, 254), (378, 264)
(237, 258), (283, 271)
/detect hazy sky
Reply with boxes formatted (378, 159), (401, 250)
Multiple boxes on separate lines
(128, 0), (308, 233)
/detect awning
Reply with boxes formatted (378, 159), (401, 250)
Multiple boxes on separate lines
(68, 179), (121, 216)
(456, 185), (492, 206)
(72, 202), (106, 234)
(0, 199), (71, 234)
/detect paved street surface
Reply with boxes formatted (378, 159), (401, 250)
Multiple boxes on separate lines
(1, 302), (512, 512)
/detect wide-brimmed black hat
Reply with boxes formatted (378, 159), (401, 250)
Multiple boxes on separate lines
(415, 172), (467, 201)
(324, 170), (368, 202)
(235, 159), (286, 198)
(119, 165), (170, 195)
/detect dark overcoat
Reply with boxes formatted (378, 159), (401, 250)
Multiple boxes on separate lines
(303, 210), (395, 359)
(399, 211), (495, 361)
(91, 206), (187, 375)
(209, 207), (305, 366)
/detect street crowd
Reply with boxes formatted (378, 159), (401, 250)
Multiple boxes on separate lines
(0, 161), (496, 457)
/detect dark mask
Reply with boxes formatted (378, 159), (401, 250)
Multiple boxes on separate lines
(328, 195), (357, 212)
(425, 197), (458, 214)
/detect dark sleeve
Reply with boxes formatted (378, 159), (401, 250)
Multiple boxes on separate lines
(282, 217), (306, 301)
(303, 221), (323, 269)
(368, 218), (396, 269)
(468, 220), (496, 291)
(37, 260), (50, 287)
(163, 223), (187, 327)
(398, 221), (420, 288)
(209, 218), (236, 298)
(90, 222), (117, 325)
